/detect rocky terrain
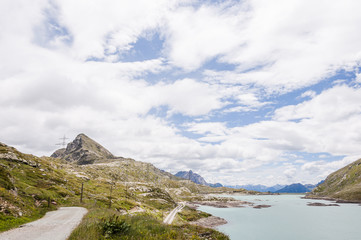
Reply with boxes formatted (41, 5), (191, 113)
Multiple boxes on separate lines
(190, 216), (227, 228)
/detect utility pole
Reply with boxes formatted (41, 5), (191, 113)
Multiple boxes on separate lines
(109, 184), (113, 208)
(80, 182), (84, 203)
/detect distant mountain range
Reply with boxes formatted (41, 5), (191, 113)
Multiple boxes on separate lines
(174, 170), (319, 193)
(226, 184), (286, 192)
(275, 183), (313, 193)
(226, 183), (319, 193)
(175, 170), (223, 188)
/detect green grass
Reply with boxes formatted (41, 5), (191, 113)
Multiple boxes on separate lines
(0, 210), (48, 232)
(178, 206), (211, 222)
(69, 208), (229, 240)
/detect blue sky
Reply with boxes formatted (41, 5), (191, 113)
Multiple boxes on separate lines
(1, 0), (361, 186)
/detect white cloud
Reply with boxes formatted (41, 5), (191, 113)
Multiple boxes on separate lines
(53, 0), (180, 60)
(1, 0), (361, 187)
(356, 72), (361, 83)
(163, 2), (249, 70)
(300, 90), (316, 99)
(200, 0), (361, 93)
(274, 85), (361, 123)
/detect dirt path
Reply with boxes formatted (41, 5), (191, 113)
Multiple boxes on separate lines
(163, 202), (185, 224)
(0, 207), (88, 240)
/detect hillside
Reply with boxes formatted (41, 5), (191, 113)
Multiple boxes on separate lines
(307, 158), (361, 201)
(0, 135), (242, 239)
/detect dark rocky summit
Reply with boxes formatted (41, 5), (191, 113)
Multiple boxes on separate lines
(175, 170), (223, 187)
(175, 170), (209, 185)
(51, 133), (116, 165)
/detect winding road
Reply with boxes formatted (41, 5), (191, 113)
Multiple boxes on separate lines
(0, 207), (88, 240)
(163, 202), (185, 224)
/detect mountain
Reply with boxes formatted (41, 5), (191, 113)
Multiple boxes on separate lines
(229, 184), (286, 192)
(307, 158), (361, 201)
(275, 183), (311, 193)
(51, 133), (116, 164)
(174, 170), (224, 188)
(208, 183), (223, 188)
(304, 184), (317, 191)
(175, 170), (208, 185)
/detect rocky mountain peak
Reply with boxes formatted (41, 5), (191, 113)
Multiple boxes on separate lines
(175, 170), (208, 186)
(51, 133), (115, 165)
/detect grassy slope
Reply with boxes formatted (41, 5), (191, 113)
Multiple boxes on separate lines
(0, 143), (85, 231)
(308, 158), (361, 201)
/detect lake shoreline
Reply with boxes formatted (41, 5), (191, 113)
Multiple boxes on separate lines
(186, 196), (273, 229)
(303, 195), (361, 204)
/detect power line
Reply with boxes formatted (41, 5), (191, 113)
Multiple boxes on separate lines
(56, 135), (69, 148)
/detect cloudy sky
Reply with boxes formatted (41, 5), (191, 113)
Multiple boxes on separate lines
(1, 0), (361, 186)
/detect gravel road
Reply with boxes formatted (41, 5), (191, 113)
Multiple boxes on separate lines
(0, 207), (88, 240)
(163, 202), (185, 224)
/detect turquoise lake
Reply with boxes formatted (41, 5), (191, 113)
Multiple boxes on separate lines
(198, 195), (361, 240)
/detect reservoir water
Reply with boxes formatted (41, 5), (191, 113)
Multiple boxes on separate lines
(198, 195), (361, 240)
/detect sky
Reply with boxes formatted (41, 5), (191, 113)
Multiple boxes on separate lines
(1, 0), (361, 186)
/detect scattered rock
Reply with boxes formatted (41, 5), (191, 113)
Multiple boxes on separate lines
(0, 152), (39, 168)
(335, 199), (361, 204)
(190, 216), (227, 228)
(307, 202), (340, 206)
(128, 206), (145, 214)
(253, 204), (271, 209)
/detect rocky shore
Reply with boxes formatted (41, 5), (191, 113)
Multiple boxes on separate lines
(303, 196), (361, 204)
(190, 200), (253, 208)
(307, 202), (339, 207)
(189, 216), (228, 228)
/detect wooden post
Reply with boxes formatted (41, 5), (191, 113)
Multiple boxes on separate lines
(48, 197), (50, 208)
(80, 182), (84, 203)
(125, 182), (128, 199)
(109, 184), (113, 208)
